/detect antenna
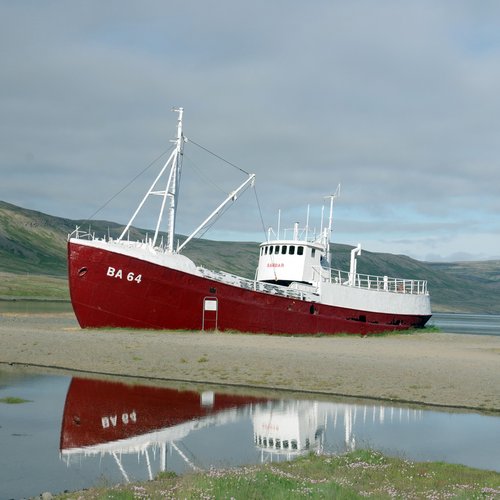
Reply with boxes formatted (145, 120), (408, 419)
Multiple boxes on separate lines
(322, 183), (341, 263)
(327, 184), (341, 234)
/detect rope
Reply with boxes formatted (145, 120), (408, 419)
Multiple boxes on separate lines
(253, 186), (269, 241)
(82, 146), (175, 224)
(187, 137), (251, 175)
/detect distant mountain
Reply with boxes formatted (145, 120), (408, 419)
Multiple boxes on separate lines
(1, 200), (499, 313)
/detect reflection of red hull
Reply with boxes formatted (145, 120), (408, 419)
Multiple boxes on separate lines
(60, 377), (263, 450)
(68, 242), (431, 334)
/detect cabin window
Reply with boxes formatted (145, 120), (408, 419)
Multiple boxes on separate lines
(281, 245), (287, 254)
(289, 246), (295, 255)
(297, 246), (304, 255)
(269, 245), (273, 255)
(275, 245), (280, 254)
(312, 248), (316, 258)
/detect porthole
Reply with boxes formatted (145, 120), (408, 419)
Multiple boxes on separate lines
(78, 267), (88, 277)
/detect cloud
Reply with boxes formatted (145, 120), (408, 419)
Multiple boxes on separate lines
(1, 1), (500, 261)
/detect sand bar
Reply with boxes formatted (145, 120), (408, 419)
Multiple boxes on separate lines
(0, 312), (499, 412)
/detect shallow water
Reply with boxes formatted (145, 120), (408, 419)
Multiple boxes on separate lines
(431, 312), (500, 336)
(0, 371), (499, 499)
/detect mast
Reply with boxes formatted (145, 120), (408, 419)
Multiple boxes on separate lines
(118, 107), (185, 251)
(322, 184), (340, 263)
(165, 107), (184, 252)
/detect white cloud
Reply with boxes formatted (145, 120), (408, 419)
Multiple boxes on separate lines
(1, 1), (500, 260)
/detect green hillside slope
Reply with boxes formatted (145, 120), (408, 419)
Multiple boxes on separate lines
(1, 200), (499, 313)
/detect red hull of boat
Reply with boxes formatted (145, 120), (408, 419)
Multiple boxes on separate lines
(68, 241), (430, 335)
(60, 377), (263, 450)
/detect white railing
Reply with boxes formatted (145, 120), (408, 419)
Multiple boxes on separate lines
(68, 227), (93, 240)
(326, 267), (428, 295)
(197, 267), (319, 302)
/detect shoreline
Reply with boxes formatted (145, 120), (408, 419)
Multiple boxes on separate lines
(1, 312), (499, 412)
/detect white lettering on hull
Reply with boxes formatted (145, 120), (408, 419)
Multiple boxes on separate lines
(101, 410), (137, 429)
(106, 266), (142, 283)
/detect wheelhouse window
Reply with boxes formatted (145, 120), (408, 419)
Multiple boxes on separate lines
(289, 246), (295, 255)
(312, 248), (316, 258)
(281, 245), (287, 254)
(297, 246), (304, 255)
(269, 245), (274, 255)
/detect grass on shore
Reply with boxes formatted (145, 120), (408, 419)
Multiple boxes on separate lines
(55, 450), (500, 499)
(0, 396), (32, 404)
(0, 271), (69, 301)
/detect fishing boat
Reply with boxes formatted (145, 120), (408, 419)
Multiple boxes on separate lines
(68, 108), (431, 334)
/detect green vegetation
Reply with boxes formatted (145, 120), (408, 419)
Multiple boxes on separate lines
(2, 199), (500, 313)
(55, 450), (500, 499)
(0, 396), (32, 404)
(0, 271), (69, 300)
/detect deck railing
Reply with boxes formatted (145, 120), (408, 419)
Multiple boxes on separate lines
(325, 268), (428, 295)
(198, 267), (319, 302)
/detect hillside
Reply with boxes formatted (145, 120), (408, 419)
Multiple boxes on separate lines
(1, 200), (499, 313)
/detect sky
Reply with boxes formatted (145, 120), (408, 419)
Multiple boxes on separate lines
(1, 1), (500, 262)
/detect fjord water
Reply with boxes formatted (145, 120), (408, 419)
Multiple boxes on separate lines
(0, 372), (499, 499)
(431, 312), (500, 336)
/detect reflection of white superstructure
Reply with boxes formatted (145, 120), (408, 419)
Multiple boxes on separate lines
(253, 400), (326, 460)
(252, 400), (424, 462)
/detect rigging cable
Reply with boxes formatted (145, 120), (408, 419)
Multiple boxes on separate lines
(187, 137), (270, 243)
(253, 185), (278, 280)
(184, 136), (269, 245)
(253, 185), (269, 241)
(187, 137), (251, 175)
(82, 146), (175, 225)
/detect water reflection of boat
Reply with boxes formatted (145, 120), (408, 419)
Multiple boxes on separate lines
(60, 377), (424, 479)
(253, 400), (326, 459)
(252, 400), (423, 462)
(60, 377), (265, 477)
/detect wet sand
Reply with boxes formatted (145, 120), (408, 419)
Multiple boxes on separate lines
(0, 312), (499, 412)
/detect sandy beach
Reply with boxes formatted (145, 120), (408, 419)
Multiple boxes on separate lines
(0, 311), (499, 412)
